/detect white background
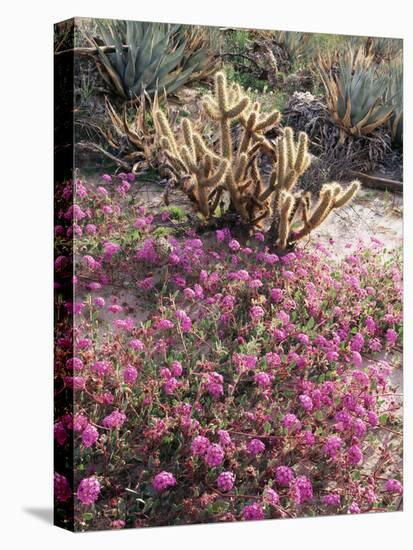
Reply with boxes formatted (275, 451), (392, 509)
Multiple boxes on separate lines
(0, 0), (411, 548)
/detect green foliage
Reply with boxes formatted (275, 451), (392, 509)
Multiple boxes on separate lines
(225, 64), (267, 92)
(223, 29), (250, 51)
(162, 205), (188, 221)
(89, 20), (216, 99)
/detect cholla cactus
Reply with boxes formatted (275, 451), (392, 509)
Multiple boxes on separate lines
(266, 128), (360, 248)
(156, 71), (360, 250)
(156, 72), (280, 223)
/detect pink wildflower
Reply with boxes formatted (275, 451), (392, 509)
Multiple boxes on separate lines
(123, 365), (138, 385)
(205, 443), (224, 467)
(54, 473), (72, 502)
(191, 436), (210, 457)
(77, 476), (101, 505)
(275, 466), (294, 487)
(242, 502), (264, 520)
(292, 475), (313, 504)
(81, 424), (99, 448)
(102, 410), (126, 429)
(217, 471), (235, 492)
(385, 479), (403, 494)
(247, 438), (265, 456)
(152, 471), (176, 493)
(263, 487), (280, 506)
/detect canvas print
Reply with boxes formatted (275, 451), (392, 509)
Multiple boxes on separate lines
(54, 18), (403, 532)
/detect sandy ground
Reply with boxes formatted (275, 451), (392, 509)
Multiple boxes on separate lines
(311, 187), (402, 256)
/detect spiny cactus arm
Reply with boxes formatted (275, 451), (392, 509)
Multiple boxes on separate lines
(284, 128), (296, 170)
(248, 139), (265, 156)
(277, 139), (287, 187)
(294, 132), (309, 174)
(195, 182), (210, 218)
(289, 192), (303, 223)
(284, 169), (298, 192)
(192, 133), (221, 164)
(238, 179), (254, 193)
(202, 153), (213, 177)
(238, 111), (258, 154)
(213, 72), (250, 120)
(300, 193), (311, 227)
(311, 186), (335, 226)
(276, 191), (294, 249)
(254, 110), (281, 133)
(228, 83), (243, 105)
(332, 180), (360, 208)
(180, 145), (198, 173)
(225, 96), (250, 119)
(258, 169), (279, 202)
(216, 72), (228, 113)
(293, 186), (334, 241)
(163, 148), (188, 174)
(238, 109), (280, 157)
(224, 171), (248, 219)
(201, 159), (229, 188)
(155, 110), (180, 158)
(250, 159), (265, 197)
(203, 98), (222, 121)
(220, 118), (233, 160)
(182, 118), (196, 159)
(255, 138), (278, 160)
(234, 153), (248, 182)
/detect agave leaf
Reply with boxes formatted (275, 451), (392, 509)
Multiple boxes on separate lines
(150, 33), (170, 63)
(90, 36), (126, 97)
(155, 40), (187, 82)
(124, 22), (139, 90)
(134, 25), (156, 81)
(137, 55), (166, 93)
(97, 22), (124, 77)
(161, 66), (197, 94)
(341, 96), (352, 128)
(130, 53), (167, 96)
(105, 97), (123, 132)
(182, 49), (207, 70)
(360, 116), (392, 134)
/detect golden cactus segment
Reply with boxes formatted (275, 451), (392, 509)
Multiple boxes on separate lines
(155, 110), (179, 158)
(294, 132), (309, 174)
(276, 191), (294, 249)
(182, 118), (195, 156)
(333, 180), (361, 208)
(285, 127), (296, 168)
(255, 110), (281, 132)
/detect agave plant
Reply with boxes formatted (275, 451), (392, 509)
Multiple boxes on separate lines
(76, 93), (163, 172)
(87, 20), (216, 99)
(318, 47), (394, 137)
(273, 31), (311, 63)
(364, 36), (403, 63)
(386, 57), (403, 146)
